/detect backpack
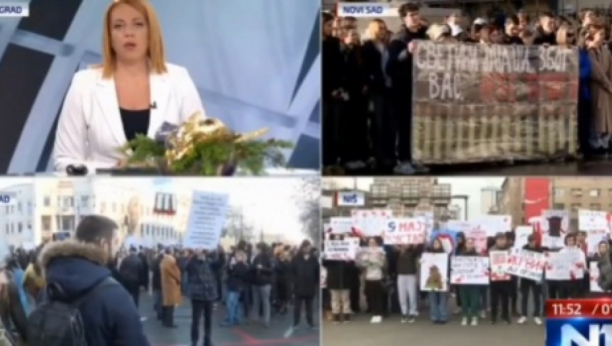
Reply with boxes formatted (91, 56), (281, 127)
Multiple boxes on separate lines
(26, 277), (118, 346)
(0, 318), (15, 346)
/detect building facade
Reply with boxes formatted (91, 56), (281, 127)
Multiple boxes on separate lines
(322, 178), (452, 223)
(0, 178), (191, 247)
(499, 177), (612, 231)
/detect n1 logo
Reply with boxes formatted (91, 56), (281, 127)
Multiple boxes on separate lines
(561, 323), (612, 346)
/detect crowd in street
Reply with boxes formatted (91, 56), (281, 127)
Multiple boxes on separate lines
(322, 229), (612, 326)
(0, 215), (319, 346)
(323, 3), (612, 174)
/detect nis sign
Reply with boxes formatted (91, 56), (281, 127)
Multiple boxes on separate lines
(335, 191), (365, 207)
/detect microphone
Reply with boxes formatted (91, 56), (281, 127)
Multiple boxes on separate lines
(150, 101), (157, 110)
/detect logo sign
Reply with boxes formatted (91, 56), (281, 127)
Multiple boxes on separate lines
(546, 319), (612, 346)
(336, 191), (365, 207)
(0, 3), (29, 17)
(337, 2), (391, 17)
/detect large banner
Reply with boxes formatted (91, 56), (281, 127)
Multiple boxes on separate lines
(411, 41), (579, 165)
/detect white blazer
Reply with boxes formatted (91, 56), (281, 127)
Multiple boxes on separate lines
(52, 63), (205, 173)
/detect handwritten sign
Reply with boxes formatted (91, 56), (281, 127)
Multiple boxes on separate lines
(183, 191), (229, 250)
(383, 218), (427, 245)
(411, 41), (579, 165)
(324, 238), (359, 261)
(506, 248), (546, 281)
(450, 256), (489, 285)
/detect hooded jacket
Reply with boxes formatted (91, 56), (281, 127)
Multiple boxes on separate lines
(39, 240), (150, 346)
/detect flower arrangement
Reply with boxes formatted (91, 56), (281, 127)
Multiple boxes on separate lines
(118, 112), (293, 175)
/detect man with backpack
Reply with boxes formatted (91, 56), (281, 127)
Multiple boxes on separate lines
(27, 215), (150, 346)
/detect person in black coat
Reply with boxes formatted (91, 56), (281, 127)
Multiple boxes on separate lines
(322, 11), (347, 167)
(151, 252), (164, 320)
(291, 240), (319, 329)
(362, 19), (395, 169)
(387, 3), (428, 174)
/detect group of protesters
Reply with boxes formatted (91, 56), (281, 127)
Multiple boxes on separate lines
(322, 3), (612, 174)
(322, 227), (612, 326)
(0, 215), (319, 346)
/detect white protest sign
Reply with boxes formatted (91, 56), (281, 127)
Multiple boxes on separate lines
(579, 210), (611, 233)
(383, 218), (427, 245)
(352, 209), (392, 237)
(183, 191), (229, 250)
(478, 215), (512, 236)
(514, 226), (533, 249)
(545, 249), (585, 281)
(330, 217), (352, 234)
(489, 250), (511, 281)
(590, 262), (603, 292)
(450, 256), (489, 285)
(324, 238), (359, 260)
(506, 248), (546, 281)
(419, 253), (449, 291)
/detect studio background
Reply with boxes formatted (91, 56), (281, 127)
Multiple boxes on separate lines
(0, 0), (321, 174)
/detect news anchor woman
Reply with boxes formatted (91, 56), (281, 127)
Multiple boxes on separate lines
(53, 0), (205, 174)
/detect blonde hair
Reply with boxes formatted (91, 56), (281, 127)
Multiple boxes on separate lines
(101, 0), (167, 78)
(365, 19), (386, 41)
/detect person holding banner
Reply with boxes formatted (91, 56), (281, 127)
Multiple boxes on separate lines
(425, 238), (449, 324)
(589, 241), (610, 296)
(456, 238), (482, 326)
(395, 244), (422, 323)
(323, 235), (354, 324)
(356, 238), (387, 324)
(185, 249), (220, 346)
(489, 233), (514, 325)
(517, 235), (544, 326)
(557, 234), (587, 299)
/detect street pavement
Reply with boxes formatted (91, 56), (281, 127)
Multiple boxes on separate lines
(339, 160), (612, 176)
(322, 309), (544, 346)
(138, 294), (319, 346)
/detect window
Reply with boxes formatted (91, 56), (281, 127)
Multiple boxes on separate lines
(81, 196), (89, 207)
(590, 189), (601, 197)
(570, 188), (582, 197)
(590, 203), (602, 211)
(41, 216), (51, 231)
(571, 203), (581, 211)
(553, 203), (565, 210)
(17, 203), (21, 213)
(554, 188), (565, 197)
(43, 196), (50, 207)
(17, 223), (22, 233)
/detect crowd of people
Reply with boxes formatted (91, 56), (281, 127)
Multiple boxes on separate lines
(0, 215), (319, 346)
(322, 3), (612, 174)
(322, 230), (612, 326)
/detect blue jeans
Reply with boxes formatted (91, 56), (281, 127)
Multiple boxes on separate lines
(226, 290), (242, 324)
(428, 292), (448, 322)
